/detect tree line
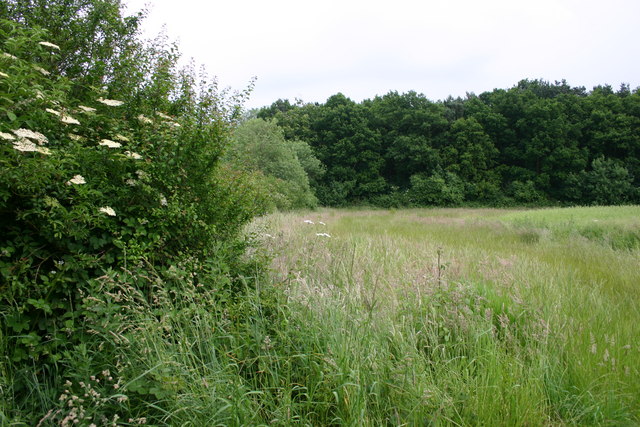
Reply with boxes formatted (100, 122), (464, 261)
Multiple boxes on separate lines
(257, 80), (640, 207)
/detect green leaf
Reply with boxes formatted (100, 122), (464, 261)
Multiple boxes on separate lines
(6, 111), (16, 121)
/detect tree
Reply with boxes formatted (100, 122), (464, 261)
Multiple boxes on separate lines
(224, 119), (318, 210)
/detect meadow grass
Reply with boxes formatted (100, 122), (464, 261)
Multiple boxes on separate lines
(248, 205), (640, 425)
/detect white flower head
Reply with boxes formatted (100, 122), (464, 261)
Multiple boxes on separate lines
(68, 133), (83, 141)
(0, 132), (15, 141)
(319, 221), (326, 226)
(12, 139), (51, 155)
(2, 52), (18, 60)
(97, 98), (124, 107)
(137, 114), (153, 124)
(303, 219), (315, 224)
(160, 196), (168, 206)
(124, 151), (142, 160)
(99, 139), (121, 148)
(66, 175), (86, 185)
(12, 128), (48, 144)
(156, 112), (172, 120)
(33, 66), (50, 76)
(99, 206), (116, 216)
(135, 169), (148, 180)
(114, 134), (129, 142)
(61, 114), (80, 125)
(316, 233), (331, 238)
(78, 105), (96, 113)
(46, 108), (61, 116)
(0, 71), (8, 78)
(39, 41), (61, 50)
(125, 178), (137, 186)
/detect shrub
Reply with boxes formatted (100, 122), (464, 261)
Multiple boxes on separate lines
(0, 16), (262, 420)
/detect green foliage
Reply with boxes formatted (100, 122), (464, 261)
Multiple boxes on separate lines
(408, 171), (465, 206)
(260, 80), (640, 207)
(224, 118), (318, 210)
(566, 156), (637, 205)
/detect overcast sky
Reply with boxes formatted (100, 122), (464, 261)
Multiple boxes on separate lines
(124, 0), (640, 109)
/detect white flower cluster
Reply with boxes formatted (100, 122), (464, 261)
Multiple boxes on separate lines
(39, 41), (61, 50)
(97, 98), (124, 107)
(99, 206), (116, 216)
(99, 139), (121, 148)
(66, 175), (86, 185)
(7, 128), (51, 154)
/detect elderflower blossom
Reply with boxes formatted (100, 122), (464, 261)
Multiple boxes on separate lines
(124, 151), (142, 160)
(2, 52), (18, 60)
(61, 114), (80, 125)
(12, 139), (51, 154)
(12, 128), (48, 144)
(39, 41), (61, 50)
(68, 133), (83, 141)
(137, 114), (153, 124)
(46, 108), (61, 116)
(0, 132), (15, 140)
(33, 66), (50, 76)
(99, 206), (116, 216)
(114, 134), (129, 142)
(0, 71), (8, 78)
(97, 98), (124, 107)
(78, 105), (96, 113)
(99, 139), (121, 148)
(66, 175), (86, 185)
(160, 196), (168, 206)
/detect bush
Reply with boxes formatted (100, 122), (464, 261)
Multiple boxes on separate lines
(408, 171), (465, 206)
(0, 16), (262, 420)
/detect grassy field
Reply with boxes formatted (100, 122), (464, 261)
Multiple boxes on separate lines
(248, 206), (640, 425)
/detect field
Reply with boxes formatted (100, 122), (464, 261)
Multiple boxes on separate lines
(248, 206), (640, 425)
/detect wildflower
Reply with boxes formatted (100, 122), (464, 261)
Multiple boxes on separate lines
(39, 41), (61, 50)
(125, 151), (142, 160)
(319, 221), (326, 226)
(0, 71), (8, 78)
(33, 66), (50, 75)
(61, 114), (80, 125)
(114, 134), (129, 142)
(77, 105), (96, 113)
(68, 133), (83, 141)
(156, 112), (172, 120)
(99, 139), (121, 148)
(137, 114), (153, 124)
(99, 206), (116, 216)
(66, 175), (86, 185)
(12, 139), (51, 154)
(171, 122), (181, 127)
(46, 108), (61, 116)
(303, 219), (314, 224)
(160, 196), (168, 206)
(316, 233), (331, 238)
(0, 132), (15, 140)
(125, 178), (137, 186)
(97, 98), (124, 107)
(135, 170), (148, 179)
(2, 52), (18, 60)
(12, 128), (48, 144)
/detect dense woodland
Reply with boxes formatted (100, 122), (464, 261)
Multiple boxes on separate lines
(257, 82), (640, 207)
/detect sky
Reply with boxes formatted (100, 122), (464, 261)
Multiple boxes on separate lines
(124, 0), (640, 109)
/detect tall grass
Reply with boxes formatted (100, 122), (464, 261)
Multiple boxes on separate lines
(249, 206), (640, 424)
(4, 207), (638, 425)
